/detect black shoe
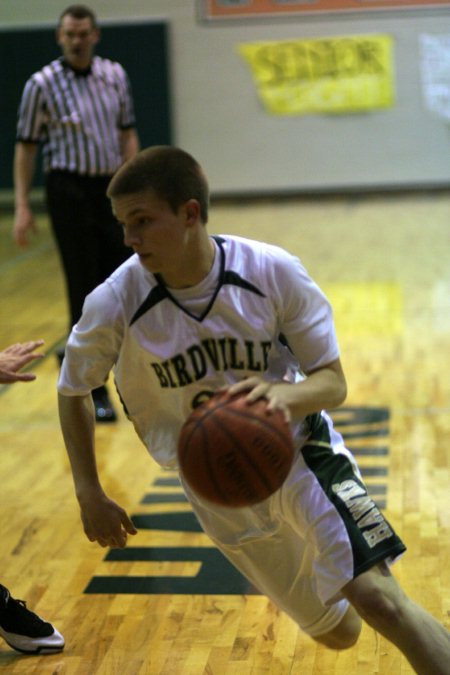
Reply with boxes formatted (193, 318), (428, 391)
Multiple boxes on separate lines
(92, 386), (117, 423)
(0, 585), (64, 654)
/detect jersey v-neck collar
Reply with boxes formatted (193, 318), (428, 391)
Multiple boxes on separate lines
(154, 236), (225, 322)
(130, 237), (224, 326)
(129, 236), (266, 327)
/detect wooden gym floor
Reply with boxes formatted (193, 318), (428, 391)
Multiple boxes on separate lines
(0, 190), (449, 674)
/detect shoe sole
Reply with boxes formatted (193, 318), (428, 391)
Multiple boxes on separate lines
(4, 639), (65, 654)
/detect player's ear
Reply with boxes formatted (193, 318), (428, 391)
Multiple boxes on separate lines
(184, 199), (200, 225)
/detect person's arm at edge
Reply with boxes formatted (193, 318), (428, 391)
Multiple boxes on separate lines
(0, 340), (45, 383)
(58, 392), (137, 548)
(13, 142), (39, 246)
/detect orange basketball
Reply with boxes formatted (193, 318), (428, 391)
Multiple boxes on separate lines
(178, 392), (295, 507)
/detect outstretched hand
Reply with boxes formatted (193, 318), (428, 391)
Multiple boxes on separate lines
(79, 491), (138, 549)
(0, 340), (45, 384)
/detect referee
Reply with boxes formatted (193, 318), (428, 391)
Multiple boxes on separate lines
(13, 4), (140, 422)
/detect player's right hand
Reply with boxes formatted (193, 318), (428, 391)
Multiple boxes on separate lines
(79, 492), (138, 549)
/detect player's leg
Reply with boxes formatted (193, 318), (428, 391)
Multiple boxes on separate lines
(342, 562), (450, 675)
(312, 605), (362, 650)
(185, 477), (359, 646)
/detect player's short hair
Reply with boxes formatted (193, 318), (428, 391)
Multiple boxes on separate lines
(107, 146), (210, 224)
(59, 5), (98, 29)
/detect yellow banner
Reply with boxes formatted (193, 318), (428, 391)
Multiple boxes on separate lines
(238, 35), (395, 115)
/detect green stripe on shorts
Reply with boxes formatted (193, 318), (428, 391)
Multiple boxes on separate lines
(301, 414), (406, 577)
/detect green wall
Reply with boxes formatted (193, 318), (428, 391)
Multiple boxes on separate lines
(0, 21), (171, 188)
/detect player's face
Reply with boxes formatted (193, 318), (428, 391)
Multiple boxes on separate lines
(57, 16), (99, 69)
(112, 190), (198, 287)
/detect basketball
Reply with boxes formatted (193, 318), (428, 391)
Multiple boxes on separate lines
(177, 392), (295, 507)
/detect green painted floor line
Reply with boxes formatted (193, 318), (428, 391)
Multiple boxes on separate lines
(0, 240), (54, 275)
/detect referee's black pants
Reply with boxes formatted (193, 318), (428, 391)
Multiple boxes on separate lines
(46, 170), (132, 332)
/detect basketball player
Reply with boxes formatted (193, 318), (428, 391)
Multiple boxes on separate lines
(0, 341), (65, 653)
(58, 146), (450, 674)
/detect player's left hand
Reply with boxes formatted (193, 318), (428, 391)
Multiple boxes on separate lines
(224, 377), (292, 423)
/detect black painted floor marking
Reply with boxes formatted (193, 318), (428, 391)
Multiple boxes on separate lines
(131, 512), (203, 533)
(141, 493), (188, 504)
(85, 547), (259, 595)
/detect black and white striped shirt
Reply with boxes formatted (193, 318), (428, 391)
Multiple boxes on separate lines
(16, 55), (136, 176)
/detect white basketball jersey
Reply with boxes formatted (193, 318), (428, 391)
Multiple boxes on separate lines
(58, 235), (339, 466)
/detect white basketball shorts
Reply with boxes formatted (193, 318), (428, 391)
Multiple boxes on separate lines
(183, 411), (406, 638)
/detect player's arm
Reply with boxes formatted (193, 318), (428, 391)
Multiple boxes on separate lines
(58, 393), (137, 548)
(261, 357), (346, 418)
(278, 356), (347, 419)
(13, 142), (39, 246)
(293, 356), (347, 413)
